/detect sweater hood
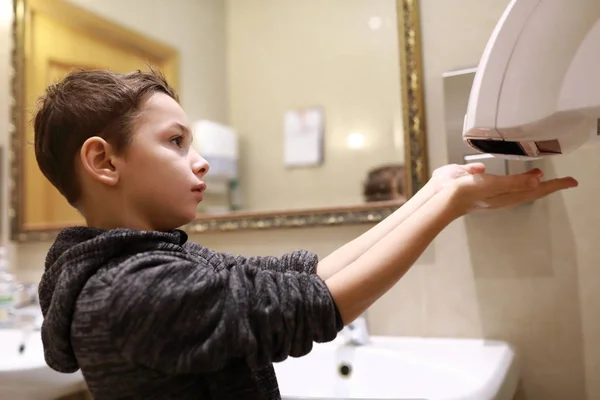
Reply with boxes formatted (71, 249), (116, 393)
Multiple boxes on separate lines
(38, 226), (188, 373)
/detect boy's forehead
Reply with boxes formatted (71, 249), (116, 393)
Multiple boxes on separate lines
(138, 93), (189, 127)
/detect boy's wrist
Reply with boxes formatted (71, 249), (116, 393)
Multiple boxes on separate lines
(432, 183), (469, 221)
(406, 179), (465, 221)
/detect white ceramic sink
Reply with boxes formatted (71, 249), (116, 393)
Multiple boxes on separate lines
(0, 327), (519, 400)
(273, 335), (520, 400)
(0, 329), (84, 400)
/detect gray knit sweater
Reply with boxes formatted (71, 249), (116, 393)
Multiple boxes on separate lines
(38, 227), (343, 399)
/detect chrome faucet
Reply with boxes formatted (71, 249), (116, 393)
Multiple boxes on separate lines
(340, 312), (370, 346)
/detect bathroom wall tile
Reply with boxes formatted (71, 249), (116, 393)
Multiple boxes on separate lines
(473, 277), (586, 400)
(420, 220), (483, 338)
(368, 264), (426, 337)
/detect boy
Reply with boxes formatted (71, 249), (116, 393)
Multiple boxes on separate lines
(34, 68), (577, 399)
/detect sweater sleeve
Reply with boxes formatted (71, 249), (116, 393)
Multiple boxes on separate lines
(184, 243), (320, 274)
(107, 252), (343, 374)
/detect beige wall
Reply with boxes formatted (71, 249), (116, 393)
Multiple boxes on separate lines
(3, 0), (600, 399)
(225, 0), (404, 210)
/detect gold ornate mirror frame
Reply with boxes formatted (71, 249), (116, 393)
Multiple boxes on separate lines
(9, 0), (428, 242)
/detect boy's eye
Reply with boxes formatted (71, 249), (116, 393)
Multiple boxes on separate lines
(170, 136), (184, 148)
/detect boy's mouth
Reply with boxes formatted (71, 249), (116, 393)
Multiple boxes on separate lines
(192, 183), (207, 193)
(192, 183), (206, 201)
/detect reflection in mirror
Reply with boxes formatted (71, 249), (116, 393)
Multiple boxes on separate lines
(222, 0), (405, 212)
(10, 0), (428, 241)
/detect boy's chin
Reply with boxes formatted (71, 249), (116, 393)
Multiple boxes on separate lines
(153, 211), (197, 232)
(175, 210), (199, 228)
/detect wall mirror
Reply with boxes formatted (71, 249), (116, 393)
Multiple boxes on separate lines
(10, 0), (428, 242)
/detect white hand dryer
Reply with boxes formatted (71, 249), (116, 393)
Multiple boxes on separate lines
(463, 0), (600, 160)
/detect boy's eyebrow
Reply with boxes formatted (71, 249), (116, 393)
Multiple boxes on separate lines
(171, 122), (193, 141)
(172, 122), (190, 133)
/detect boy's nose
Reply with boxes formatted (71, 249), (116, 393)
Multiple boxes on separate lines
(193, 156), (210, 177)
(190, 148), (210, 177)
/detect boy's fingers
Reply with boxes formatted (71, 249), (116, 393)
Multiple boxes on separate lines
(462, 162), (486, 174)
(536, 176), (579, 195)
(493, 168), (548, 194)
(474, 172), (539, 196)
(485, 177), (578, 208)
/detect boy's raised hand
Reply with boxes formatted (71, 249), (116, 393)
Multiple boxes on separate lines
(429, 162), (487, 192)
(431, 162), (578, 216)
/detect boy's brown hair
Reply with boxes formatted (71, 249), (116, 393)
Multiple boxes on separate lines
(33, 68), (178, 205)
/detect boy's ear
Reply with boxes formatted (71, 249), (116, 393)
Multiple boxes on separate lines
(79, 137), (120, 186)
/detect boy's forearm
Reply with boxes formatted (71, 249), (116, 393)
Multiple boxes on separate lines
(316, 181), (437, 280)
(324, 189), (459, 325)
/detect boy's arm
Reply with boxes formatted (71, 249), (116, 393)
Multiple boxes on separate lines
(212, 176), (436, 279)
(108, 252), (342, 375)
(316, 163), (491, 280)
(316, 181), (437, 280)
(109, 167), (566, 373)
(324, 168), (574, 324)
(323, 189), (457, 323)
(107, 192), (452, 376)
